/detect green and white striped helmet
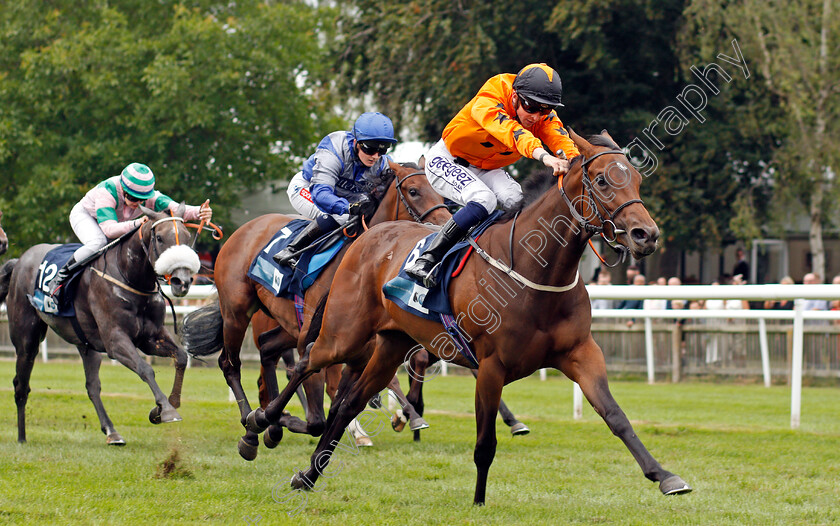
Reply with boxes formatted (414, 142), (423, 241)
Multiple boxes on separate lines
(120, 163), (155, 200)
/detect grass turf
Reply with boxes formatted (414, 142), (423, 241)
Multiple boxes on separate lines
(0, 360), (838, 525)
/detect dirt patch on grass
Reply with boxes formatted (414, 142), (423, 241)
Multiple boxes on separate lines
(155, 447), (193, 479)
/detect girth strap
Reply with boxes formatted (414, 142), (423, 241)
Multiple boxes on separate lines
(90, 267), (159, 296)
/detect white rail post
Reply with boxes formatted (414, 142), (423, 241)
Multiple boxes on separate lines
(539, 368), (547, 381)
(790, 301), (804, 429)
(40, 338), (48, 363)
(441, 361), (448, 377)
(758, 318), (771, 388)
(573, 382), (583, 419)
(644, 317), (655, 384)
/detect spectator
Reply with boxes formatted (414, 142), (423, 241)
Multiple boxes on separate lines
(590, 269), (614, 310)
(801, 273), (829, 312)
(666, 276), (685, 310)
(625, 265), (640, 285)
(764, 276), (795, 310)
(617, 273), (646, 327)
(830, 275), (840, 311)
(656, 276), (667, 286)
(733, 247), (750, 283)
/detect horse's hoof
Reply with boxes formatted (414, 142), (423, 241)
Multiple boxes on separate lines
(355, 435), (373, 447)
(264, 426), (283, 449)
(510, 422), (530, 436)
(160, 408), (183, 423)
(290, 472), (312, 491)
(106, 433), (126, 446)
(409, 417), (429, 431)
(238, 437), (259, 461)
(245, 409), (267, 434)
(660, 475), (692, 495)
(149, 406), (162, 424)
(391, 414), (407, 433)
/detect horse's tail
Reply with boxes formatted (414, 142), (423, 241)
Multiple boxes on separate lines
(180, 298), (225, 357)
(0, 259), (18, 306)
(302, 294), (329, 349)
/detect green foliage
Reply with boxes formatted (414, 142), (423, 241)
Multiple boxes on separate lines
(330, 0), (776, 252)
(681, 0), (839, 273)
(0, 0), (340, 255)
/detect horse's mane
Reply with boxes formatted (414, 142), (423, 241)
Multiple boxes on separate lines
(497, 135), (615, 223)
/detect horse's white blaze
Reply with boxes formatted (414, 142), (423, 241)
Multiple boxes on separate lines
(154, 245), (200, 275)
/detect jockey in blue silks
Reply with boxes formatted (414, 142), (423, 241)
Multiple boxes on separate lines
(273, 112), (398, 268)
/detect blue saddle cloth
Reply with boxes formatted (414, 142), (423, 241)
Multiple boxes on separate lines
(28, 244), (84, 317)
(248, 220), (346, 300)
(382, 211), (502, 321)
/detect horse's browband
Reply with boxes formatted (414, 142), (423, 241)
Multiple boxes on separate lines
(90, 267), (159, 296)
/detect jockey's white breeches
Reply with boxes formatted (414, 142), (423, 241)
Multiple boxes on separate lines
(69, 202), (108, 262)
(424, 139), (523, 214)
(286, 172), (351, 225)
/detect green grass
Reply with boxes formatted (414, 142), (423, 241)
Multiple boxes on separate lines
(0, 360), (838, 525)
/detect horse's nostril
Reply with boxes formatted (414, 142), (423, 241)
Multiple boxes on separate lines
(631, 228), (649, 243)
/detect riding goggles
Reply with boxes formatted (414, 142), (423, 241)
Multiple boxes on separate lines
(518, 94), (556, 115)
(124, 193), (144, 203)
(358, 141), (391, 156)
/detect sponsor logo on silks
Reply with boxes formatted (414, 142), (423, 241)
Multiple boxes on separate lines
(428, 157), (475, 193)
(300, 187), (313, 202)
(512, 129), (525, 141)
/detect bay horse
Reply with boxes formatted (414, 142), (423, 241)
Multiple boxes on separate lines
(181, 162), (451, 460)
(249, 310), (429, 442)
(247, 130), (692, 504)
(0, 206), (201, 445)
(0, 208), (8, 255)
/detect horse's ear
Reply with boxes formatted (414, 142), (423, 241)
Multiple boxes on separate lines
(567, 127), (593, 156)
(174, 202), (187, 218)
(600, 129), (615, 142)
(140, 205), (166, 221)
(418, 155), (426, 169)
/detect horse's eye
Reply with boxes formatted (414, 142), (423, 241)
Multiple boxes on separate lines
(408, 188), (419, 197)
(156, 235), (163, 243)
(595, 175), (608, 188)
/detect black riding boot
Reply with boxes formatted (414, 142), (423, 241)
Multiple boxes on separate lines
(405, 218), (468, 288)
(272, 221), (324, 268)
(49, 257), (76, 297)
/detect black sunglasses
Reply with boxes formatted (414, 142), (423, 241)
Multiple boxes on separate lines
(358, 141), (390, 156)
(518, 94), (555, 115)
(124, 193), (143, 203)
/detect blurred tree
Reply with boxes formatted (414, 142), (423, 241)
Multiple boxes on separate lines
(0, 0), (342, 255)
(329, 0), (779, 257)
(682, 0), (839, 279)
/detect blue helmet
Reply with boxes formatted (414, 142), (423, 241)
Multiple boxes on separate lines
(353, 112), (397, 144)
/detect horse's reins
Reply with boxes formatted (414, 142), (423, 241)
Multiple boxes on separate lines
(465, 149), (642, 292)
(284, 171), (446, 261)
(558, 150), (643, 267)
(394, 171), (449, 223)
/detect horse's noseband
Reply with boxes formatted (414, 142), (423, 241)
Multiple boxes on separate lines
(558, 150), (643, 240)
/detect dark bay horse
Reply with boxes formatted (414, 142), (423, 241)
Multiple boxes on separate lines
(181, 162), (451, 460)
(249, 310), (430, 444)
(0, 207), (201, 445)
(247, 130), (692, 504)
(0, 208), (8, 255)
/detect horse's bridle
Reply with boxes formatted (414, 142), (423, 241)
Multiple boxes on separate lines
(394, 171), (449, 223)
(558, 150), (643, 242)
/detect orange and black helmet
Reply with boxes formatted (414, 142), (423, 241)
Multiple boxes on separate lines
(512, 63), (564, 107)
